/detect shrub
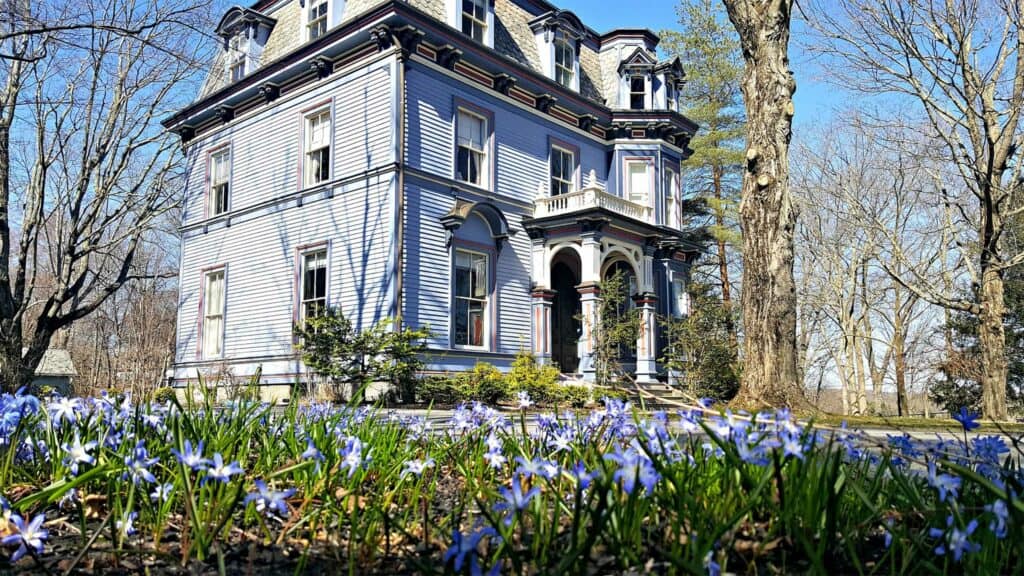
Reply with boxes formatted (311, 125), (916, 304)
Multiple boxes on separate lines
(456, 362), (508, 404)
(295, 309), (429, 403)
(417, 375), (463, 405)
(557, 384), (591, 408)
(505, 351), (561, 404)
(152, 386), (177, 403)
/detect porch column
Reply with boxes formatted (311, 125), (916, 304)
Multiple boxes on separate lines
(531, 288), (555, 365)
(634, 244), (658, 384)
(633, 292), (658, 384)
(577, 223), (604, 381)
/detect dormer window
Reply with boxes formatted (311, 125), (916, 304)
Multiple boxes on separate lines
(307, 0), (328, 40)
(530, 10), (585, 91)
(630, 76), (646, 109)
(461, 0), (487, 42)
(214, 7), (275, 84)
(554, 40), (575, 88)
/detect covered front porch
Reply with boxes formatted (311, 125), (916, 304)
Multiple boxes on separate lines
(524, 186), (694, 385)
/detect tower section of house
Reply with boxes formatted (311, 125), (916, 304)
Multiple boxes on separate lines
(163, 0), (701, 396)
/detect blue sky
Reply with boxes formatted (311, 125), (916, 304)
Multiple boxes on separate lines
(556, 0), (843, 127)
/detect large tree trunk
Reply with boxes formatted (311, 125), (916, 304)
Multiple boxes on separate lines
(723, 0), (804, 410)
(978, 263), (1008, 420)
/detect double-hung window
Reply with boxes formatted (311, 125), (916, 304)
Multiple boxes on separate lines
(664, 168), (679, 228)
(550, 146), (574, 196)
(453, 250), (488, 348)
(627, 161), (650, 206)
(304, 109), (331, 187)
(456, 109), (487, 187)
(229, 55), (246, 82)
(671, 279), (689, 317)
(461, 0), (487, 42)
(210, 148), (230, 216)
(554, 40), (575, 88)
(630, 76), (646, 109)
(202, 269), (225, 358)
(300, 249), (328, 322)
(307, 0), (328, 40)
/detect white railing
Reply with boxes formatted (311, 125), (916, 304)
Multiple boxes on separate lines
(533, 186), (653, 222)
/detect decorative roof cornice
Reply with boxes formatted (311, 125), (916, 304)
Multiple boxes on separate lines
(216, 6), (276, 38)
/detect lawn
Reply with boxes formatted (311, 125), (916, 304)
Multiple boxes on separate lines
(0, 387), (1020, 574)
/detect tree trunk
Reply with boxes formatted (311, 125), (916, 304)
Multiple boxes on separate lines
(713, 165), (738, 347)
(723, 0), (804, 410)
(893, 323), (908, 417)
(978, 263), (1008, 420)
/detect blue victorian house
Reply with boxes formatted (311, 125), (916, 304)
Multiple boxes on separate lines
(163, 0), (700, 397)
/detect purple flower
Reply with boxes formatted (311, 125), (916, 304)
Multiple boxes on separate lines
(205, 453), (244, 483)
(781, 431), (805, 460)
(150, 483), (174, 503)
(339, 436), (370, 478)
(604, 444), (659, 496)
(985, 500), (1008, 539)
(116, 511), (138, 537)
(1, 513), (48, 561)
(929, 515), (980, 562)
(124, 440), (158, 485)
(47, 397), (83, 425)
(301, 437), (324, 468)
(516, 390), (533, 410)
(495, 478), (540, 518)
(244, 479), (296, 517)
(401, 457), (435, 478)
(444, 527), (487, 573)
(61, 434), (97, 475)
(952, 407), (980, 432)
(927, 462), (961, 503)
(171, 440), (211, 471)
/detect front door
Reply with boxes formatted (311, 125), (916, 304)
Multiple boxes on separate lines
(551, 262), (581, 373)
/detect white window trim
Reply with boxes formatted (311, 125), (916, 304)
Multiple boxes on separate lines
(200, 268), (226, 359)
(664, 167), (679, 228)
(629, 75), (647, 110)
(298, 246), (329, 324)
(229, 53), (246, 82)
(671, 278), (689, 318)
(304, 0), (330, 42)
(301, 105), (333, 189)
(451, 247), (491, 351)
(450, 0), (493, 46)
(550, 145), (575, 196)
(209, 147), (231, 217)
(455, 107), (489, 189)
(553, 38), (575, 89)
(625, 159), (652, 207)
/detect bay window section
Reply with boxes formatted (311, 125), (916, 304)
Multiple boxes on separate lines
(627, 161), (650, 206)
(453, 250), (488, 348)
(456, 109), (487, 187)
(304, 109), (331, 187)
(671, 279), (689, 318)
(664, 168), (679, 228)
(202, 269), (225, 358)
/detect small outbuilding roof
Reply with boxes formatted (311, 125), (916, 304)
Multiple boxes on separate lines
(34, 349), (77, 377)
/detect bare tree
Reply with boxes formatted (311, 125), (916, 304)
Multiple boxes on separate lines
(794, 118), (946, 416)
(720, 0), (805, 408)
(0, 0), (211, 391)
(806, 0), (1024, 419)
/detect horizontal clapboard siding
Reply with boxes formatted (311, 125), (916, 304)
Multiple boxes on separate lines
(176, 176), (396, 363)
(182, 59), (395, 228)
(401, 183), (452, 349)
(404, 64), (608, 204)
